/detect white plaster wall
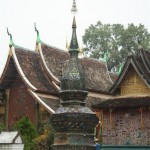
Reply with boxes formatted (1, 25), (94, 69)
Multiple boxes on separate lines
(0, 144), (24, 150)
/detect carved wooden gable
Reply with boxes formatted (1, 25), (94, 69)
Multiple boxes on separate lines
(120, 66), (149, 96)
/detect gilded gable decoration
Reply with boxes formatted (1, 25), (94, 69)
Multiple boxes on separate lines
(121, 69), (150, 96)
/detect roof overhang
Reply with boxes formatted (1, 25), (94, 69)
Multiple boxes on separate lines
(92, 95), (150, 109)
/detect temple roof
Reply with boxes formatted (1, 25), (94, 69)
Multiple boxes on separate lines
(0, 45), (57, 94)
(0, 57), (17, 89)
(110, 49), (150, 93)
(92, 95), (150, 109)
(109, 72), (118, 83)
(0, 41), (117, 113)
(39, 41), (115, 92)
(40, 42), (68, 85)
(93, 49), (150, 109)
(85, 96), (104, 108)
(80, 57), (114, 92)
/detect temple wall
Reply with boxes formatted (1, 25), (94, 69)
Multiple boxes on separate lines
(98, 109), (150, 145)
(0, 91), (6, 125)
(0, 105), (5, 123)
(8, 77), (37, 129)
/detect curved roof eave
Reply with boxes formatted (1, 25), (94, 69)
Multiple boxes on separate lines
(52, 81), (60, 91)
(0, 51), (12, 84)
(12, 47), (37, 91)
(37, 41), (115, 93)
(28, 89), (55, 114)
(38, 42), (60, 85)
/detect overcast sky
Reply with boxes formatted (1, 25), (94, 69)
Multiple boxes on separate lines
(0, 0), (150, 74)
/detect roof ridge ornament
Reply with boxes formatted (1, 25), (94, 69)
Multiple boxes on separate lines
(34, 22), (41, 43)
(117, 62), (124, 75)
(104, 49), (109, 63)
(7, 27), (14, 47)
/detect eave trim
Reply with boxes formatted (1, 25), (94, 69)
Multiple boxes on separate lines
(28, 89), (55, 114)
(38, 43), (60, 85)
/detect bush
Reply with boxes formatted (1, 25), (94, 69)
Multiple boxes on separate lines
(0, 122), (5, 132)
(14, 117), (38, 150)
(34, 123), (55, 150)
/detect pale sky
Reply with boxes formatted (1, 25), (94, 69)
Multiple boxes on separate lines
(0, 0), (150, 74)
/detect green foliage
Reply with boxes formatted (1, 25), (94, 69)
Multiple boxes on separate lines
(34, 123), (55, 150)
(82, 21), (150, 70)
(47, 124), (55, 147)
(0, 122), (5, 132)
(14, 117), (38, 150)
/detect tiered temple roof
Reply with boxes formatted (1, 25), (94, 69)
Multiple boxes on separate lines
(0, 39), (116, 114)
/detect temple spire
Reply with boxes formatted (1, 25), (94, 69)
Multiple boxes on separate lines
(60, 0), (84, 91)
(71, 0), (77, 15)
(7, 28), (14, 47)
(51, 0), (99, 149)
(69, 0), (79, 52)
(72, 16), (77, 28)
(69, 16), (79, 51)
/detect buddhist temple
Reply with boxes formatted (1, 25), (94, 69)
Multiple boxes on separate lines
(0, 2), (115, 131)
(1, 0), (150, 149)
(93, 48), (150, 147)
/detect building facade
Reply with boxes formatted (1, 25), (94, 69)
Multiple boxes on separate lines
(0, 33), (115, 130)
(93, 49), (150, 146)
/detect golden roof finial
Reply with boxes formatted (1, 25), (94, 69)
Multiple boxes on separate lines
(34, 22), (40, 44)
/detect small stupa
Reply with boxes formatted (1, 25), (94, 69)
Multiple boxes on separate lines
(51, 1), (99, 149)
